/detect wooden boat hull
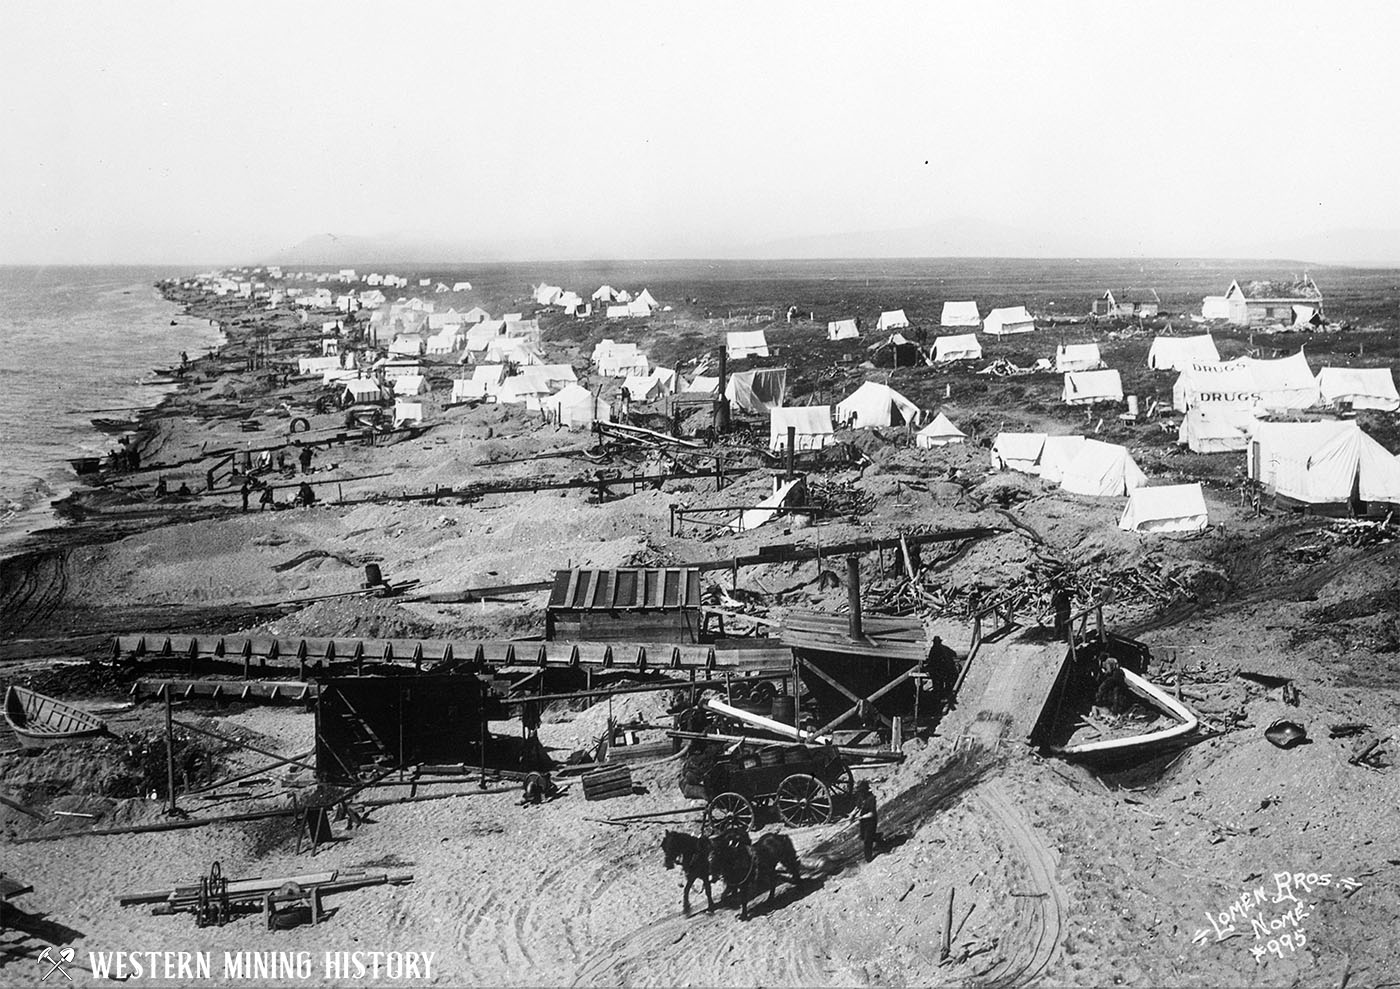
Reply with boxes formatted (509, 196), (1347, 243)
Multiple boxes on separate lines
(4, 686), (107, 749)
(1051, 670), (1198, 762)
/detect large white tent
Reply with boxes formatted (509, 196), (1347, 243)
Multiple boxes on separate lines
(876, 309), (910, 331)
(592, 285), (619, 302)
(933, 334), (982, 362)
(1119, 484), (1210, 533)
(1054, 343), (1103, 373)
(941, 301), (980, 327)
(343, 379), (386, 404)
(828, 318), (859, 341)
(769, 406), (835, 451)
(391, 374), (428, 396)
(724, 368), (788, 412)
(983, 306), (1035, 336)
(1171, 360), (1258, 413)
(1251, 420), (1400, 505)
(915, 412), (966, 448)
(548, 383), (611, 430)
(836, 381), (921, 429)
(1246, 351), (1319, 411)
(1063, 369), (1124, 405)
(595, 341), (649, 378)
(1316, 367), (1400, 411)
(634, 289), (658, 309)
(1059, 439), (1146, 497)
(992, 432), (1046, 473)
(726, 330), (770, 360)
(605, 304), (630, 320)
(1148, 334), (1220, 371)
(1037, 435), (1087, 483)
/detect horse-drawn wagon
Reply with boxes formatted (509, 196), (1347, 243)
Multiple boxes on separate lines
(682, 739), (854, 831)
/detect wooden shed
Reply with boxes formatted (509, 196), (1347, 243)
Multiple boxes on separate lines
(545, 567), (705, 642)
(315, 675), (506, 783)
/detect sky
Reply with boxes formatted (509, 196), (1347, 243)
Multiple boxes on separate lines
(2, 1), (1398, 264)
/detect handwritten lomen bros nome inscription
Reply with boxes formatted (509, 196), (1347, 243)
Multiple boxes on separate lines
(1192, 871), (1362, 964)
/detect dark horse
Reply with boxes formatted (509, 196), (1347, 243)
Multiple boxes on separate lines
(661, 829), (715, 915)
(709, 829), (804, 921)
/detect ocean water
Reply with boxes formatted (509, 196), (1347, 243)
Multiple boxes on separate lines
(0, 266), (223, 551)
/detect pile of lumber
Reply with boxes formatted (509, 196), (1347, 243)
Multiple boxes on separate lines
(119, 865), (413, 920)
(581, 764), (634, 802)
(1323, 516), (1397, 548)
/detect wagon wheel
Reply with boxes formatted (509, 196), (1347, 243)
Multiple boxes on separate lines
(825, 764), (856, 802)
(776, 773), (833, 827)
(705, 792), (755, 833)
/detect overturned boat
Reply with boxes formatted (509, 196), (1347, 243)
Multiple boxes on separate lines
(4, 686), (107, 748)
(1050, 669), (1198, 762)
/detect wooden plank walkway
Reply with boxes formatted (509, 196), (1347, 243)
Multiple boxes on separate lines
(943, 630), (1070, 751)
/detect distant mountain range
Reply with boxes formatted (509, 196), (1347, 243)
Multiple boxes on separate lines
(267, 221), (1400, 267)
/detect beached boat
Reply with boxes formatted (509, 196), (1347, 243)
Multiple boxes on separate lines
(4, 686), (107, 748)
(91, 417), (140, 434)
(1051, 670), (1198, 762)
(67, 456), (103, 476)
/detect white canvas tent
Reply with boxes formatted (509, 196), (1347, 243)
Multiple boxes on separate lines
(1316, 367), (1400, 411)
(1119, 483), (1209, 533)
(391, 374), (428, 396)
(1037, 435), (1087, 484)
(626, 299), (653, 318)
(1059, 439), (1146, 497)
(298, 355), (341, 375)
(1177, 406), (1256, 454)
(1171, 360), (1257, 413)
(484, 337), (544, 365)
(933, 334), (982, 362)
(393, 401), (423, 426)
(1245, 350), (1319, 411)
(592, 285), (618, 302)
(534, 284), (563, 306)
(827, 319), (859, 341)
(724, 368), (788, 412)
(983, 306), (1035, 336)
(342, 379), (385, 404)
(1201, 296), (1230, 320)
(992, 433), (1046, 473)
(686, 375), (719, 395)
(915, 412), (965, 448)
(769, 406), (834, 451)
(605, 304), (630, 320)
(634, 289), (658, 309)
(836, 381), (921, 429)
(463, 319), (505, 356)
(388, 335), (424, 357)
(452, 281), (472, 292)
(462, 306), (490, 323)
(621, 373), (664, 403)
(876, 309), (909, 331)
(1251, 421), (1400, 506)
(425, 328), (462, 354)
(726, 330), (770, 359)
(1148, 334), (1220, 371)
(595, 341), (649, 378)
(1062, 369), (1124, 405)
(547, 383), (610, 430)
(941, 301), (980, 327)
(1054, 343), (1103, 373)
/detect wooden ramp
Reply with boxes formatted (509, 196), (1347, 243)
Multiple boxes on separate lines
(943, 631), (1070, 752)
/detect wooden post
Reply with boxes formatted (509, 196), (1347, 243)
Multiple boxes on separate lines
(478, 685), (488, 789)
(164, 687), (178, 816)
(716, 349), (729, 434)
(847, 556), (863, 640)
(786, 425), (797, 481)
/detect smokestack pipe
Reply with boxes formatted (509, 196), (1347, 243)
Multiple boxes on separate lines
(716, 349), (729, 434)
(786, 425), (797, 482)
(847, 556), (863, 640)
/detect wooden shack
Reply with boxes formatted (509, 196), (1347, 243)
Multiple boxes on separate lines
(545, 567), (705, 642)
(1092, 289), (1161, 318)
(1223, 277), (1323, 327)
(315, 674), (506, 783)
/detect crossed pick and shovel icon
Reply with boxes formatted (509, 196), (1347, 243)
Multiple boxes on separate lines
(39, 946), (76, 982)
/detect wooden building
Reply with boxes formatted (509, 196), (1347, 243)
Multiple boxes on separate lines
(315, 674), (506, 783)
(545, 567), (706, 642)
(1223, 277), (1323, 327)
(1092, 289), (1161, 318)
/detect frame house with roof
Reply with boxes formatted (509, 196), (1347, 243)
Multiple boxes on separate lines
(1222, 276), (1323, 327)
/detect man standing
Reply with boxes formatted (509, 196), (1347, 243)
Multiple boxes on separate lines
(239, 480), (251, 512)
(298, 446), (313, 475)
(852, 780), (878, 863)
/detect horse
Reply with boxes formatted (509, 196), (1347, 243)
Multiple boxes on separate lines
(661, 830), (716, 915)
(709, 829), (804, 921)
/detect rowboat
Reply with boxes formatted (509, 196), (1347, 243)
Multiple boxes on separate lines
(1051, 670), (1198, 762)
(4, 686), (107, 748)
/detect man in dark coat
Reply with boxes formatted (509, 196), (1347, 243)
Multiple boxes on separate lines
(852, 780), (879, 862)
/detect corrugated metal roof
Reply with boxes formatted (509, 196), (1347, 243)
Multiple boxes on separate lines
(547, 568), (701, 611)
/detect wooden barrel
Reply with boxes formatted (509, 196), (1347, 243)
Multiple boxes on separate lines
(770, 695), (796, 726)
